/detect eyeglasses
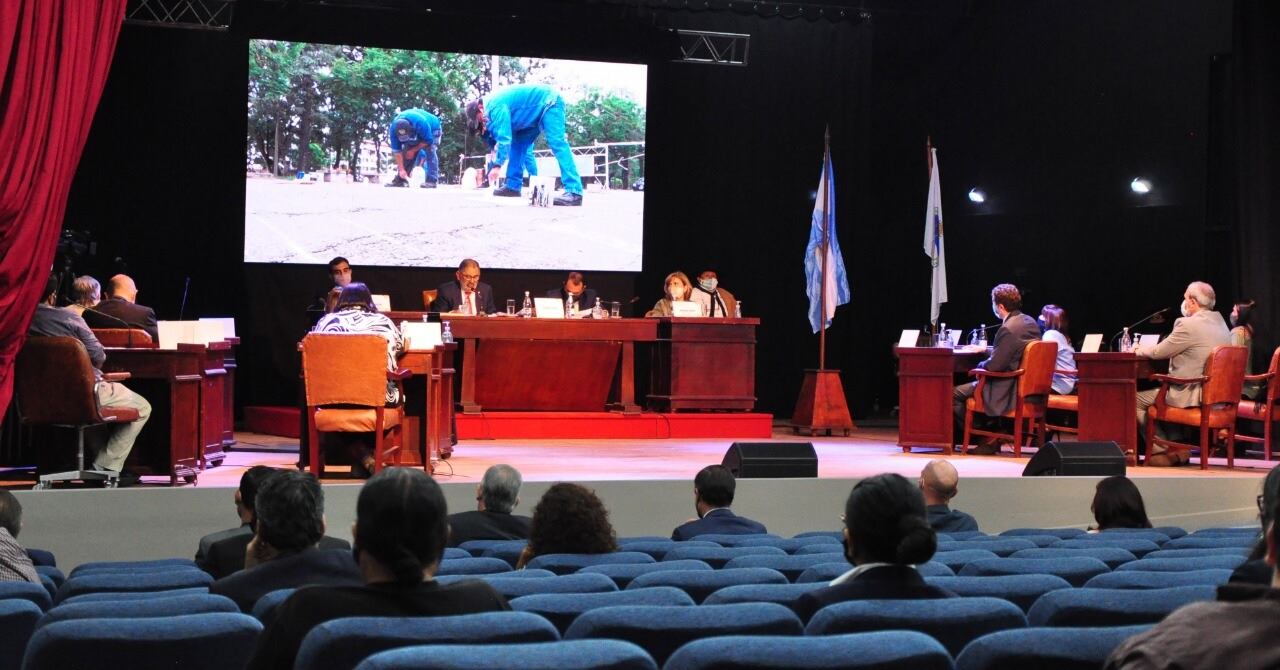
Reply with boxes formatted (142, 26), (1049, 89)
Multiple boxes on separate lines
(1259, 494), (1266, 514)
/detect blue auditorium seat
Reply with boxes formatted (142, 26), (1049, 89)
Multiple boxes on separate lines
(1165, 535), (1257, 550)
(0, 599), (41, 670)
(687, 533), (783, 547)
(433, 557), (513, 576)
(958, 557), (1110, 587)
(35, 594), (239, 630)
(526, 552), (655, 575)
(723, 536), (841, 553)
(510, 586), (695, 633)
(474, 572), (618, 599)
(925, 574), (1073, 612)
(1050, 538), (1160, 558)
(627, 568), (788, 603)
(662, 545), (786, 569)
(579, 559), (713, 589)
(1096, 530), (1173, 544)
(58, 587), (210, 606)
(1026, 585), (1216, 627)
(793, 544), (847, 556)
(21, 612), (262, 670)
(617, 536), (672, 544)
(68, 558), (197, 577)
(54, 570), (213, 604)
(564, 602), (802, 665)
(25, 549), (56, 567)
(442, 548), (470, 560)
(1144, 547), (1249, 559)
(937, 538), (1037, 557)
(666, 631), (955, 670)
(795, 562), (854, 584)
(974, 534), (1062, 548)
(294, 612), (561, 670)
(1083, 568), (1233, 590)
(33, 566), (64, 589)
(955, 625), (1153, 670)
(1000, 528), (1087, 540)
(944, 531), (989, 540)
(917, 561), (959, 578)
(792, 531), (842, 540)
(617, 540), (718, 561)
(1115, 555), (1245, 572)
(930, 549), (1000, 572)
(701, 582), (825, 607)
(1189, 526), (1257, 536)
(352, 640), (658, 670)
(479, 542), (530, 568)
(723, 554), (861, 581)
(37, 574), (56, 601)
(250, 587), (296, 627)
(805, 597), (1027, 657)
(1008, 546), (1137, 569)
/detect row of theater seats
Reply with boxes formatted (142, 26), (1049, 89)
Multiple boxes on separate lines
(0, 525), (1257, 670)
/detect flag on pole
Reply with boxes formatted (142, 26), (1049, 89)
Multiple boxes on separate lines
(924, 146), (947, 324)
(804, 141), (850, 334)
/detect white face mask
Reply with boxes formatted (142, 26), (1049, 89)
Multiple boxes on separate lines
(1180, 300), (1192, 318)
(992, 303), (1002, 320)
(699, 278), (718, 291)
(1230, 313), (1239, 327)
(668, 284), (684, 300)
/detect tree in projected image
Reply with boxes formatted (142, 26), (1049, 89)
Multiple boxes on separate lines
(563, 87), (646, 188)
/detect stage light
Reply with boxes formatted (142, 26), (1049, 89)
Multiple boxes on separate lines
(1130, 178), (1152, 194)
(967, 188), (986, 204)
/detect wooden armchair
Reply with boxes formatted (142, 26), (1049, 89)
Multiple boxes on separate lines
(1235, 346), (1279, 461)
(14, 336), (141, 489)
(422, 289), (438, 310)
(1143, 345), (1248, 469)
(91, 328), (155, 348)
(301, 333), (411, 478)
(962, 340), (1058, 457)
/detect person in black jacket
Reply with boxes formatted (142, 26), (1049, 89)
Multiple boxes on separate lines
(793, 473), (955, 622)
(671, 465), (768, 541)
(920, 460), (979, 533)
(447, 464), (531, 547)
(81, 274), (159, 341)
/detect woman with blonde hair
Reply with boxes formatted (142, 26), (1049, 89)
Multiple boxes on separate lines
(645, 271), (693, 317)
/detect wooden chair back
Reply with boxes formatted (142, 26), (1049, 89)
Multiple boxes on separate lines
(1201, 345), (1248, 407)
(1018, 340), (1058, 399)
(92, 328), (155, 348)
(422, 290), (438, 310)
(15, 337), (103, 425)
(301, 334), (387, 408)
(1260, 346), (1280, 404)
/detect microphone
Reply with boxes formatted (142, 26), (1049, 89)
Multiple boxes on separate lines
(178, 277), (191, 320)
(966, 322), (1001, 341)
(1110, 307), (1172, 349)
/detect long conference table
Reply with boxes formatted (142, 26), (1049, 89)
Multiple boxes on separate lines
(896, 346), (1146, 460)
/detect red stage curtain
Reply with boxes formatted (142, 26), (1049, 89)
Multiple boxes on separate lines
(0, 0), (126, 416)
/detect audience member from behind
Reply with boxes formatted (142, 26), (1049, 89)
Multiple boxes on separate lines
(792, 473), (954, 622)
(1091, 476), (1153, 531)
(210, 471), (360, 612)
(65, 275), (101, 317)
(196, 465), (277, 571)
(919, 460), (979, 533)
(1106, 492), (1280, 669)
(516, 483), (618, 568)
(0, 491), (38, 584)
(1039, 304), (1077, 394)
(80, 274), (159, 341)
(671, 465), (768, 540)
(447, 464), (532, 546)
(247, 468), (509, 670)
(1231, 298), (1259, 399)
(1230, 463), (1280, 586)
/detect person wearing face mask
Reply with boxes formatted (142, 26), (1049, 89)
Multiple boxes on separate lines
(952, 283), (1041, 454)
(545, 271), (598, 316)
(431, 258), (496, 315)
(1134, 281), (1232, 466)
(320, 257), (353, 313)
(646, 271), (694, 317)
(1231, 299), (1260, 400)
(690, 270), (738, 318)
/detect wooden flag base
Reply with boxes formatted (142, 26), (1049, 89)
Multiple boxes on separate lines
(790, 369), (856, 436)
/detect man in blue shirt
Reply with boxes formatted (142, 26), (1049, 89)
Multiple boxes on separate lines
(920, 460), (979, 533)
(387, 108), (442, 188)
(465, 84), (583, 206)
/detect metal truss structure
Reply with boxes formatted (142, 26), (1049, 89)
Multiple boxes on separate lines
(125, 0), (235, 30)
(674, 29), (750, 66)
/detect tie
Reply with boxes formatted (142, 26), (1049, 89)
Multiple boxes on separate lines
(463, 292), (473, 315)
(708, 293), (718, 317)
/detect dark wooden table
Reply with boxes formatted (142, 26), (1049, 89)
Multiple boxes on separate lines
(100, 345), (206, 485)
(398, 343), (457, 469)
(648, 317), (759, 411)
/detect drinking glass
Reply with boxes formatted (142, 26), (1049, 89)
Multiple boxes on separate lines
(610, 301), (621, 318)
(506, 299), (516, 315)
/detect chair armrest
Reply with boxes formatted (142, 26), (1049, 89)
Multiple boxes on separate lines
(1151, 373), (1208, 386)
(1244, 372), (1275, 383)
(388, 368), (412, 381)
(102, 372), (131, 382)
(971, 369), (1024, 379)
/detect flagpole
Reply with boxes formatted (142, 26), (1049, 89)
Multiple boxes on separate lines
(819, 126), (831, 371)
(925, 135), (935, 340)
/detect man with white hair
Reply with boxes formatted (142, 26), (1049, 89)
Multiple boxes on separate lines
(65, 275), (101, 316)
(920, 460), (979, 533)
(446, 464), (531, 546)
(1134, 281), (1231, 467)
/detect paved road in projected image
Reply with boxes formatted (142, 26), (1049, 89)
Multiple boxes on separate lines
(244, 178), (644, 271)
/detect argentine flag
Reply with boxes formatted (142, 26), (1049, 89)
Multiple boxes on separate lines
(804, 142), (851, 333)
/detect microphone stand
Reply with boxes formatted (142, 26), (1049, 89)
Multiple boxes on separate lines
(1109, 308), (1170, 350)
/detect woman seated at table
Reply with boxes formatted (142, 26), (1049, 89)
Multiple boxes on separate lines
(516, 482), (617, 568)
(1231, 299), (1259, 399)
(1040, 304), (1076, 395)
(645, 271), (693, 317)
(312, 282), (404, 477)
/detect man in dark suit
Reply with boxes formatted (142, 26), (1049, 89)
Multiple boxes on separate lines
(82, 274), (159, 341)
(545, 272), (598, 316)
(195, 466), (276, 571)
(447, 464), (531, 547)
(209, 470), (361, 611)
(919, 460), (979, 533)
(671, 465), (768, 540)
(431, 258), (496, 315)
(952, 283), (1041, 454)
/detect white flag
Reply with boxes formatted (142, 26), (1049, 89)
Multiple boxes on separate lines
(923, 147), (947, 325)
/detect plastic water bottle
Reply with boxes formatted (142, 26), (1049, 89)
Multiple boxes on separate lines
(939, 323), (949, 347)
(592, 297), (603, 319)
(441, 321), (454, 344)
(977, 324), (988, 348)
(521, 291), (533, 318)
(566, 294), (574, 318)
(734, 301), (743, 319)
(1121, 327), (1132, 353)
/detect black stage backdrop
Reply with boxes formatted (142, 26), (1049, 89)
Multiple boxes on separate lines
(62, 1), (1254, 420)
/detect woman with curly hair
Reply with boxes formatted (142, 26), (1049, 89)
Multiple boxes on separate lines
(516, 483), (617, 567)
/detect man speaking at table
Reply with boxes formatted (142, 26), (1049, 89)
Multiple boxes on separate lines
(952, 283), (1040, 454)
(431, 259), (496, 315)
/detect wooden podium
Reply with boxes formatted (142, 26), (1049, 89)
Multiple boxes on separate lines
(791, 369), (854, 436)
(1075, 352), (1141, 465)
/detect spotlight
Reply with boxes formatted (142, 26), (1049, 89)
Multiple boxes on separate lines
(967, 188), (987, 204)
(1130, 178), (1152, 194)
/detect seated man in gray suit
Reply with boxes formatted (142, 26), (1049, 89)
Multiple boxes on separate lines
(953, 283), (1041, 455)
(1135, 280), (1231, 467)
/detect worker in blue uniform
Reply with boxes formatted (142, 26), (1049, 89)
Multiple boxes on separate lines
(387, 108), (442, 188)
(465, 84), (583, 206)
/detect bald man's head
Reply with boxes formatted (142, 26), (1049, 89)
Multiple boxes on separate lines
(920, 460), (959, 505)
(108, 274), (139, 303)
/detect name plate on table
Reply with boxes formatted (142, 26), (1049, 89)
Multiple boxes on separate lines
(1081, 333), (1103, 353)
(372, 294), (392, 312)
(157, 320), (227, 350)
(670, 301), (702, 317)
(401, 321), (442, 351)
(898, 329), (921, 348)
(533, 297), (565, 318)
(1137, 333), (1161, 349)
(199, 317), (236, 339)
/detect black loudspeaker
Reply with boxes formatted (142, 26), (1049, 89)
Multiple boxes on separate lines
(1022, 442), (1127, 477)
(722, 442), (818, 478)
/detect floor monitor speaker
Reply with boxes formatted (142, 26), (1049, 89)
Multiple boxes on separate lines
(722, 442), (818, 478)
(1022, 441), (1126, 477)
